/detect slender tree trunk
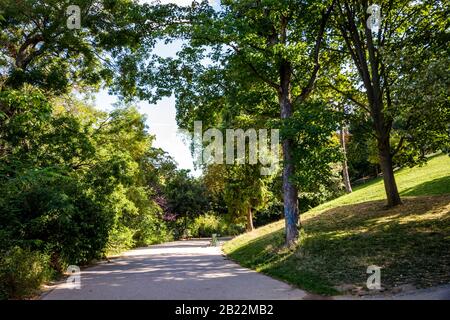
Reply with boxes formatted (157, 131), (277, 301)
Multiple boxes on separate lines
(183, 215), (188, 239)
(371, 96), (402, 207)
(340, 126), (352, 193)
(337, 1), (402, 208)
(279, 61), (299, 246)
(377, 135), (402, 207)
(246, 207), (254, 232)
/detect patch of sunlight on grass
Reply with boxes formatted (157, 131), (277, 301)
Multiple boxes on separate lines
(396, 211), (448, 224)
(306, 154), (450, 215)
(367, 214), (402, 225)
(327, 228), (370, 240)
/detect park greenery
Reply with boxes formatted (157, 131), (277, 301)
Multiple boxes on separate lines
(0, 0), (448, 299)
(224, 154), (450, 295)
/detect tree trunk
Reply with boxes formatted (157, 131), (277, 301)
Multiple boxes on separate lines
(282, 139), (299, 245)
(336, 2), (402, 208)
(340, 126), (352, 193)
(246, 207), (254, 232)
(371, 96), (402, 207)
(183, 215), (188, 239)
(377, 135), (402, 207)
(279, 60), (299, 246)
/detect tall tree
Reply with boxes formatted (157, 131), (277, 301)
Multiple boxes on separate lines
(135, 0), (337, 245)
(331, 0), (449, 206)
(164, 169), (210, 237)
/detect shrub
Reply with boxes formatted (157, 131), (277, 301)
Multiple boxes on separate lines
(133, 214), (173, 246)
(0, 247), (52, 299)
(219, 222), (245, 237)
(189, 213), (245, 238)
(106, 225), (135, 256)
(0, 169), (112, 267)
(190, 213), (221, 237)
(254, 201), (283, 227)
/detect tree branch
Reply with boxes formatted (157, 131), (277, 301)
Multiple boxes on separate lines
(293, 0), (336, 105)
(327, 83), (371, 113)
(227, 42), (280, 91)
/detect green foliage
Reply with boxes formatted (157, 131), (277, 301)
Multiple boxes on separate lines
(223, 165), (271, 225)
(0, 87), (177, 298)
(346, 117), (379, 180)
(189, 212), (245, 238)
(253, 197), (284, 227)
(0, 168), (112, 266)
(106, 225), (135, 257)
(327, 0), (449, 205)
(224, 155), (450, 295)
(0, 247), (53, 299)
(284, 100), (343, 194)
(189, 213), (220, 238)
(134, 1), (345, 239)
(0, 0), (175, 94)
(132, 213), (173, 247)
(164, 169), (210, 237)
(1, 0), (448, 299)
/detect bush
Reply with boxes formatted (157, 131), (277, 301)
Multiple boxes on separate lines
(220, 222), (245, 237)
(0, 247), (52, 299)
(190, 214), (221, 237)
(0, 169), (112, 267)
(106, 225), (135, 256)
(189, 213), (245, 238)
(254, 201), (283, 227)
(133, 214), (173, 246)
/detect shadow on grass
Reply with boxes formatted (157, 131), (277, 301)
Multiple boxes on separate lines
(400, 176), (450, 196)
(226, 225), (338, 295)
(226, 195), (450, 296)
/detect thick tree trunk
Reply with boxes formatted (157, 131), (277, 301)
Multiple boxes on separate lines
(246, 207), (254, 232)
(279, 61), (299, 246)
(340, 126), (352, 193)
(371, 93), (402, 207)
(377, 136), (402, 207)
(282, 139), (299, 245)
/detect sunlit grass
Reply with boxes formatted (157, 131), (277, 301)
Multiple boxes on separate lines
(223, 154), (450, 295)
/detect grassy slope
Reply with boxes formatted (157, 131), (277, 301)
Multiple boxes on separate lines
(223, 154), (450, 295)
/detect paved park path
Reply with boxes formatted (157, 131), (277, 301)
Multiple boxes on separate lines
(41, 238), (450, 300)
(41, 239), (309, 300)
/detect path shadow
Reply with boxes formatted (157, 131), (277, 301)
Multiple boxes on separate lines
(43, 247), (305, 300)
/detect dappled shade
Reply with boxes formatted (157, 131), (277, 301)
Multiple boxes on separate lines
(225, 195), (450, 295)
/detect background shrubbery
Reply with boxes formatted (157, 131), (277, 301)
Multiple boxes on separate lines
(0, 88), (188, 298)
(0, 87), (243, 299)
(0, 247), (53, 299)
(188, 213), (245, 238)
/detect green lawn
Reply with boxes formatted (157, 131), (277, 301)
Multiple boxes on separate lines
(223, 154), (450, 295)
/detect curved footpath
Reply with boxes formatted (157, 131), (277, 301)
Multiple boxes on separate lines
(41, 239), (309, 300)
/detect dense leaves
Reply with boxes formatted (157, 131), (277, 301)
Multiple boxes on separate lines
(0, 0), (448, 298)
(0, 87), (173, 268)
